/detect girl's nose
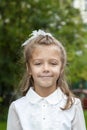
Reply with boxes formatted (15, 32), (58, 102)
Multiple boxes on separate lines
(43, 63), (50, 72)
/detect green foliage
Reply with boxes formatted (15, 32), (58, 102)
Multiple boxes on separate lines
(0, 106), (8, 122)
(0, 0), (87, 101)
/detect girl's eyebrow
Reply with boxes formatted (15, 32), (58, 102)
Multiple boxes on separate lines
(32, 58), (43, 61)
(32, 58), (59, 61)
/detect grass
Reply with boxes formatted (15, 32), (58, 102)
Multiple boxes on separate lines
(84, 110), (87, 128)
(0, 122), (6, 130)
(0, 111), (87, 130)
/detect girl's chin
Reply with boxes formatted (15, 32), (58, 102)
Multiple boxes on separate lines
(38, 84), (55, 88)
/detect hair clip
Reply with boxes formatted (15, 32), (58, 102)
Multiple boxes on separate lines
(22, 29), (53, 46)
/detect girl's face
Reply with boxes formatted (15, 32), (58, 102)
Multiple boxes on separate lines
(28, 45), (62, 96)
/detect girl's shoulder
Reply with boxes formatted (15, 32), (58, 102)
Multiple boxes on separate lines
(73, 97), (81, 104)
(72, 97), (82, 108)
(9, 95), (28, 110)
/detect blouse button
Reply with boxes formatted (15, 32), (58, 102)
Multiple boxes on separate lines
(43, 104), (45, 107)
(43, 117), (45, 120)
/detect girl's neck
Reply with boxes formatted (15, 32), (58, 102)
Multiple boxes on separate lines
(34, 86), (57, 97)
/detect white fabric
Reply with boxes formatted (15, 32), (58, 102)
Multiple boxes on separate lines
(7, 87), (86, 130)
(22, 29), (53, 46)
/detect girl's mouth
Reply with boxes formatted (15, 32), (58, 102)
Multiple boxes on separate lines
(39, 75), (53, 77)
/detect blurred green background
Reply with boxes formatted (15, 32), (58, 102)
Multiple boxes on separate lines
(0, 0), (87, 129)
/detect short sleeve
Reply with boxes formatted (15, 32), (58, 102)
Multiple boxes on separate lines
(7, 102), (22, 130)
(72, 99), (86, 130)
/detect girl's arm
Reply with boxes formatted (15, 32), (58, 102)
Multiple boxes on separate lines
(7, 102), (22, 130)
(72, 99), (86, 130)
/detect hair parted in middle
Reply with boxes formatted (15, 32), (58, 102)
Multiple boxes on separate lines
(20, 30), (74, 110)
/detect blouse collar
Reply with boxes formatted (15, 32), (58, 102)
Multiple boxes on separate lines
(26, 87), (64, 105)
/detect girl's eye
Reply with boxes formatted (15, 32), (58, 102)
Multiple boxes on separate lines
(51, 62), (58, 65)
(34, 63), (42, 65)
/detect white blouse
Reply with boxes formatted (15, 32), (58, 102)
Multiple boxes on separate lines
(7, 87), (86, 130)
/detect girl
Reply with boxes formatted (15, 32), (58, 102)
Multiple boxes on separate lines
(7, 30), (86, 130)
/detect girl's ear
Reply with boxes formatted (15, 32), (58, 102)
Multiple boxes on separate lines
(26, 63), (32, 75)
(26, 63), (29, 73)
(60, 68), (64, 75)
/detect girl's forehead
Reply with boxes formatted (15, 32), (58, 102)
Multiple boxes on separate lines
(31, 45), (61, 59)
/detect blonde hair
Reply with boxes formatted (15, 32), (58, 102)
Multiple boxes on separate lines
(20, 34), (74, 110)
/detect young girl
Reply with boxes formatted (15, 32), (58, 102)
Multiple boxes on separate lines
(7, 30), (86, 130)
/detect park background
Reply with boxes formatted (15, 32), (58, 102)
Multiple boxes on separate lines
(0, 0), (87, 129)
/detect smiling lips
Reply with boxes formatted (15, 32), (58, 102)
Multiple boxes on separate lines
(39, 75), (53, 78)
(39, 74), (52, 76)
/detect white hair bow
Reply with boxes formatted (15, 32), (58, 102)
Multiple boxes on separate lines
(22, 29), (52, 46)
